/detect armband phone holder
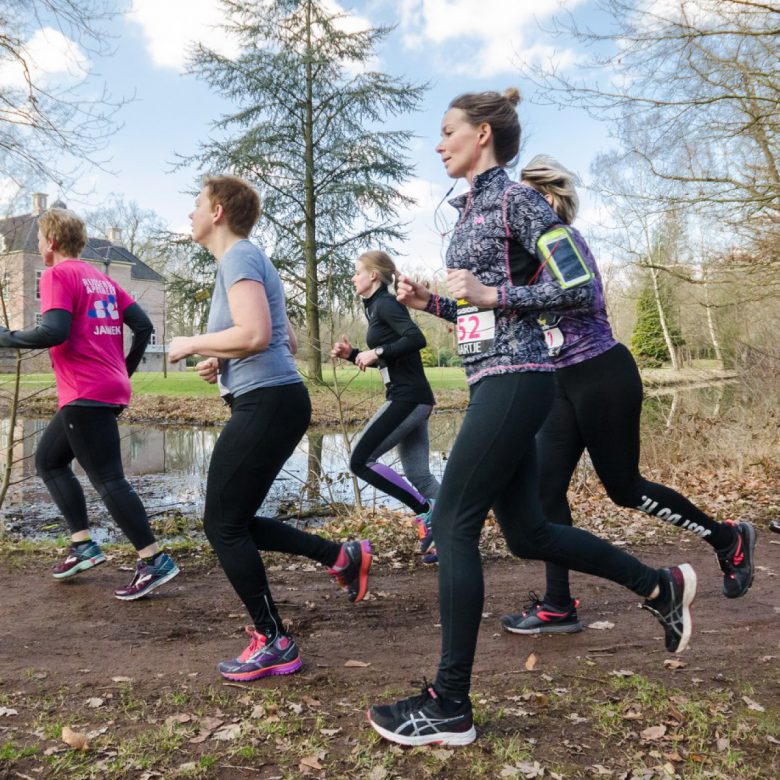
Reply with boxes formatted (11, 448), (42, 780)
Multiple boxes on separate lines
(536, 227), (593, 289)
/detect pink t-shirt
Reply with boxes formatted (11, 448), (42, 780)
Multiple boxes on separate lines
(40, 260), (134, 408)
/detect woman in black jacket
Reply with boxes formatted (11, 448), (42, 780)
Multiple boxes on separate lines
(331, 251), (440, 562)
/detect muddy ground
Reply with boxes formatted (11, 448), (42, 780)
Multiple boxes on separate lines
(0, 526), (778, 780)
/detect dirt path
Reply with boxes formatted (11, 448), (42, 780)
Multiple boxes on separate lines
(1, 537), (778, 779)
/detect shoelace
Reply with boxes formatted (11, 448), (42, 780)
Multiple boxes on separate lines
(237, 627), (268, 662)
(521, 591), (544, 616)
(398, 678), (437, 713)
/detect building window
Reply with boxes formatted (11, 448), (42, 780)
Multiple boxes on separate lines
(149, 327), (157, 345)
(35, 313), (43, 326)
(35, 270), (44, 299)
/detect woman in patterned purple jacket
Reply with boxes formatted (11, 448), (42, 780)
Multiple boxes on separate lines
(499, 155), (755, 636)
(367, 89), (698, 748)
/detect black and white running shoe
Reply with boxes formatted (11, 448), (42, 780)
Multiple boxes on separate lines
(368, 682), (476, 747)
(641, 564), (697, 653)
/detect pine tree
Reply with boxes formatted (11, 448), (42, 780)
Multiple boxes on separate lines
(185, 0), (425, 381)
(630, 274), (685, 368)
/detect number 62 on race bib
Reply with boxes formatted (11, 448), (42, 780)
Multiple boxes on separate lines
(456, 300), (495, 356)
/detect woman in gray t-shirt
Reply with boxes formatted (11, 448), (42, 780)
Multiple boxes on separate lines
(169, 175), (372, 681)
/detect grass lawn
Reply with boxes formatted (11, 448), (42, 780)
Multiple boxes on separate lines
(0, 365), (470, 399)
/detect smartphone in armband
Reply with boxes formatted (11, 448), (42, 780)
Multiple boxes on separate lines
(536, 227), (593, 289)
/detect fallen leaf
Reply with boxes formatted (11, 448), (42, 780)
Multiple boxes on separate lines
(640, 724), (667, 741)
(0, 707), (18, 717)
(303, 696), (321, 707)
(165, 713), (193, 727)
(188, 716), (224, 744)
(516, 760), (545, 778)
(742, 696), (765, 712)
(320, 728), (341, 737)
(609, 669), (634, 678)
(212, 723), (241, 741)
(299, 755), (323, 770)
(525, 653), (538, 671)
(716, 737), (729, 752)
(249, 704), (266, 719)
(289, 702), (303, 715)
(111, 676), (133, 683)
(62, 726), (89, 751)
(588, 621), (615, 630)
(344, 659), (371, 668)
(501, 767), (520, 778)
(367, 768), (388, 780)
(431, 748), (453, 760)
(589, 765), (613, 776)
(85, 697), (104, 708)
(663, 659), (687, 670)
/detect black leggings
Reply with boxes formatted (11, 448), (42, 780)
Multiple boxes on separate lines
(203, 383), (341, 637)
(539, 343), (731, 607)
(350, 400), (440, 515)
(432, 372), (659, 700)
(36, 405), (156, 550)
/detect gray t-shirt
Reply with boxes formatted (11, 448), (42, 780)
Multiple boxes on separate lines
(206, 239), (300, 397)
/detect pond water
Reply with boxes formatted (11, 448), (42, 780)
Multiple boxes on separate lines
(0, 378), (768, 543)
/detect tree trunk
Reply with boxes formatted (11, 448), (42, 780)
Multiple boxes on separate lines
(649, 265), (680, 370)
(703, 271), (723, 366)
(0, 280), (22, 515)
(303, 0), (322, 383)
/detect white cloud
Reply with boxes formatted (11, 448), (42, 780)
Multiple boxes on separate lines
(128, 0), (380, 75)
(394, 177), (465, 276)
(0, 27), (90, 90)
(398, 0), (585, 76)
(126, 0), (241, 72)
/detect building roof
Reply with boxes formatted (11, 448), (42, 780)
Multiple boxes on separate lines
(0, 211), (165, 283)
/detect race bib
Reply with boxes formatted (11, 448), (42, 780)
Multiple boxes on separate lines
(457, 300), (495, 356)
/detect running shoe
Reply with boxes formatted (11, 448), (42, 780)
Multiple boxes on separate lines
(501, 592), (583, 634)
(52, 540), (106, 580)
(640, 564), (696, 653)
(113, 552), (180, 601)
(770, 519), (780, 535)
(716, 520), (756, 599)
(367, 682), (476, 747)
(328, 540), (372, 603)
(415, 499), (437, 565)
(217, 627), (302, 681)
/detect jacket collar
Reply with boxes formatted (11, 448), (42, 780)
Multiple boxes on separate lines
(449, 166), (510, 211)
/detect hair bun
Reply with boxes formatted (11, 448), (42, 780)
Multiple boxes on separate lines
(503, 87), (522, 107)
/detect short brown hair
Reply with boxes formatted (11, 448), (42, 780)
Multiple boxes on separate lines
(449, 88), (522, 167)
(38, 208), (88, 258)
(358, 250), (399, 291)
(203, 175), (260, 237)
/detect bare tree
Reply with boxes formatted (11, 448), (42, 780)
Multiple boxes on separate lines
(0, 0), (125, 192)
(525, 0), (779, 251)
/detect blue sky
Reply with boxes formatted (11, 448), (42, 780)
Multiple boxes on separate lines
(8, 0), (620, 273)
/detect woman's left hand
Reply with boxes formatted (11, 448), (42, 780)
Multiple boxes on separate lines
(169, 336), (195, 364)
(355, 349), (378, 371)
(446, 269), (498, 308)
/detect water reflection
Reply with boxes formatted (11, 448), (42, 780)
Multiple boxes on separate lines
(2, 378), (766, 542)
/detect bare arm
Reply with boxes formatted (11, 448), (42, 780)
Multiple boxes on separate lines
(168, 280), (271, 363)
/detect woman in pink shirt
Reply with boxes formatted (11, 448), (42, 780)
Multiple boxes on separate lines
(0, 207), (179, 600)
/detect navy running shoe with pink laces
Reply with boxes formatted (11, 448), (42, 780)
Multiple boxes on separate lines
(501, 592), (583, 634)
(218, 628), (302, 681)
(716, 520), (756, 599)
(52, 540), (106, 580)
(328, 540), (372, 603)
